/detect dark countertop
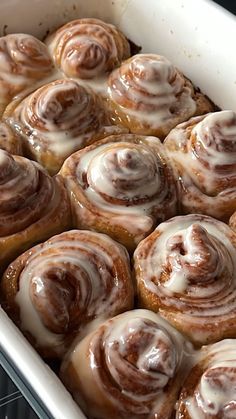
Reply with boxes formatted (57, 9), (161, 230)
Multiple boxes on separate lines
(215, 0), (236, 14)
(0, 365), (38, 419)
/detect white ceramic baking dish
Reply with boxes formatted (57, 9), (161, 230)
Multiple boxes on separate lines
(0, 0), (236, 418)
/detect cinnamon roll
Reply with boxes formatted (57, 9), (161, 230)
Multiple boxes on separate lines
(176, 339), (236, 418)
(4, 78), (123, 175)
(107, 54), (214, 139)
(60, 133), (178, 251)
(134, 214), (236, 346)
(0, 149), (71, 272)
(164, 110), (236, 221)
(0, 33), (54, 115)
(0, 122), (22, 155)
(60, 309), (194, 419)
(0, 230), (133, 358)
(45, 18), (130, 79)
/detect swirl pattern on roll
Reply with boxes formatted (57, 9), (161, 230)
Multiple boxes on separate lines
(177, 339), (236, 419)
(60, 133), (177, 251)
(1, 230), (133, 358)
(4, 78), (121, 174)
(0, 150), (57, 236)
(134, 214), (236, 345)
(60, 309), (193, 419)
(107, 54), (213, 138)
(0, 33), (54, 113)
(164, 110), (236, 221)
(0, 149), (71, 272)
(46, 18), (130, 79)
(0, 122), (22, 154)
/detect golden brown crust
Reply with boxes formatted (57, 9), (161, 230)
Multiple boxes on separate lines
(0, 150), (71, 273)
(60, 133), (178, 252)
(4, 78), (125, 175)
(164, 111), (236, 221)
(0, 230), (133, 359)
(176, 340), (236, 418)
(134, 214), (236, 346)
(60, 310), (192, 419)
(0, 33), (54, 115)
(107, 54), (214, 139)
(45, 18), (130, 79)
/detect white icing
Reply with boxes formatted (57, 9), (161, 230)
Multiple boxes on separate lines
(108, 54), (196, 129)
(86, 145), (160, 200)
(46, 19), (120, 79)
(7, 71), (62, 104)
(71, 309), (196, 414)
(112, 214), (153, 236)
(105, 318), (176, 402)
(134, 215), (236, 337)
(7, 78), (109, 160)
(193, 110), (236, 166)
(165, 111), (236, 215)
(70, 74), (108, 95)
(163, 267), (189, 294)
(75, 140), (174, 217)
(59, 34), (115, 79)
(163, 224), (222, 293)
(0, 68), (30, 87)
(0, 33), (53, 89)
(199, 367), (236, 415)
(15, 272), (65, 353)
(185, 340), (236, 419)
(136, 215), (235, 293)
(0, 152), (57, 239)
(15, 230), (130, 353)
(63, 137), (177, 243)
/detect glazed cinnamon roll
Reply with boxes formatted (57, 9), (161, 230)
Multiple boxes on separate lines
(45, 18), (130, 79)
(0, 149), (71, 272)
(60, 309), (194, 419)
(164, 110), (236, 221)
(176, 339), (236, 418)
(107, 54), (214, 139)
(0, 33), (54, 115)
(134, 214), (236, 346)
(0, 230), (133, 358)
(0, 122), (22, 154)
(60, 133), (178, 251)
(4, 78), (123, 174)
